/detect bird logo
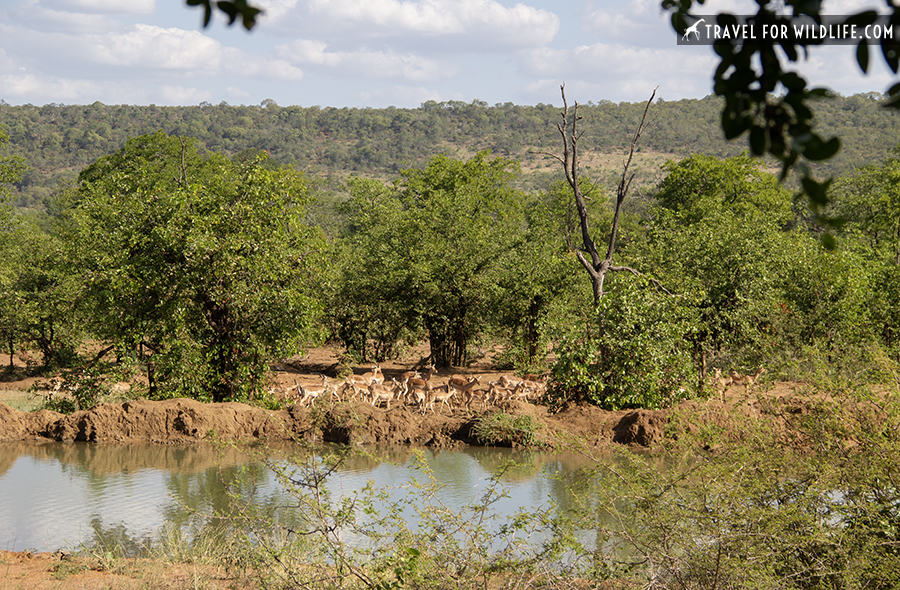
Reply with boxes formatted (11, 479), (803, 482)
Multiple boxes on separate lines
(682, 18), (706, 41)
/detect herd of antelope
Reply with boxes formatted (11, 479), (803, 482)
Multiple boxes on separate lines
(712, 366), (766, 399)
(278, 364), (548, 414)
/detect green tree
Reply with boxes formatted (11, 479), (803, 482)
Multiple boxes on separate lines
(0, 126), (26, 202)
(647, 154), (796, 375)
(828, 152), (900, 352)
(491, 187), (582, 371)
(0, 125), (29, 368)
(336, 152), (526, 368)
(67, 131), (325, 402)
(547, 277), (698, 410)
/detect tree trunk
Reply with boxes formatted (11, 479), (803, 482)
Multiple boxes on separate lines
(525, 295), (543, 362)
(201, 294), (238, 402)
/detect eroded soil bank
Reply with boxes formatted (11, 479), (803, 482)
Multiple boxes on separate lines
(0, 378), (840, 450)
(0, 395), (669, 448)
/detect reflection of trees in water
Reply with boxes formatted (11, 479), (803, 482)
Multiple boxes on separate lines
(85, 517), (154, 557)
(339, 445), (415, 473)
(6, 441), (255, 476)
(4, 440), (628, 555)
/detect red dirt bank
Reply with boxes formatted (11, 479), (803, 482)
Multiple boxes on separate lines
(0, 396), (668, 448)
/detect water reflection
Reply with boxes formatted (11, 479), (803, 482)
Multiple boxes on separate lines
(0, 441), (598, 553)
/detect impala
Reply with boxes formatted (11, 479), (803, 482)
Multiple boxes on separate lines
(426, 383), (455, 414)
(297, 374), (329, 407)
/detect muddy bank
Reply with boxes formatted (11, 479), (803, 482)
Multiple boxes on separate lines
(0, 396), (668, 448)
(0, 377), (862, 450)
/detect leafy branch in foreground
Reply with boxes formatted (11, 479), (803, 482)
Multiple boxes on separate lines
(186, 0), (262, 30)
(663, 0), (900, 243)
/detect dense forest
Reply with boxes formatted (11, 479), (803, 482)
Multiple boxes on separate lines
(1, 92), (900, 411)
(2, 92), (899, 210)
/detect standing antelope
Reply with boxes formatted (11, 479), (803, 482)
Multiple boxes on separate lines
(368, 378), (400, 410)
(713, 368), (733, 400)
(730, 367), (765, 389)
(407, 364), (437, 397)
(447, 376), (482, 412)
(362, 364), (384, 386)
(297, 374), (329, 407)
(740, 367), (766, 390)
(426, 383), (455, 414)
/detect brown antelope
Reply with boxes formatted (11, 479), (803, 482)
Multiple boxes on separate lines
(508, 381), (531, 402)
(343, 374), (370, 401)
(448, 375), (480, 393)
(463, 386), (492, 413)
(518, 379), (545, 400)
(713, 368), (733, 399)
(407, 364), (437, 396)
(398, 370), (420, 399)
(486, 381), (513, 405)
(344, 365), (382, 401)
(297, 374), (329, 407)
(407, 384), (429, 414)
(741, 367), (766, 389)
(426, 383), (455, 414)
(730, 367), (765, 389)
(368, 378), (400, 410)
(523, 373), (547, 383)
(498, 374), (523, 389)
(447, 376), (482, 411)
(361, 364), (384, 386)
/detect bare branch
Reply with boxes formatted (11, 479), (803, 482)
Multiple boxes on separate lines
(605, 87), (657, 266)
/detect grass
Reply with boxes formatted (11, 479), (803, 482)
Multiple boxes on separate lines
(0, 388), (40, 412)
(472, 411), (548, 447)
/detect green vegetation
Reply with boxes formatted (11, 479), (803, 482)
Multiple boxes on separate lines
(2, 92), (900, 412)
(472, 411), (546, 447)
(3, 95), (899, 212)
(64, 132), (325, 402)
(62, 380), (900, 589)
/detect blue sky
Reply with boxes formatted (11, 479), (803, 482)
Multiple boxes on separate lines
(0, 0), (896, 108)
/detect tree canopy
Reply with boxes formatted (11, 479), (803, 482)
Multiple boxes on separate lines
(66, 131), (325, 402)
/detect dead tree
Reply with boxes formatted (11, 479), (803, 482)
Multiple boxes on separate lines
(550, 84), (663, 306)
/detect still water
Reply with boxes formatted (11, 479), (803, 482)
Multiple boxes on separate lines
(0, 441), (599, 552)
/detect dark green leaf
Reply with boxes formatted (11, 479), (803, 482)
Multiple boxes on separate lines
(857, 40), (869, 73)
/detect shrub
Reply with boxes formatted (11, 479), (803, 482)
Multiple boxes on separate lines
(546, 279), (698, 411)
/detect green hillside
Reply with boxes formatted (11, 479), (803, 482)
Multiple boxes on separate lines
(2, 93), (899, 210)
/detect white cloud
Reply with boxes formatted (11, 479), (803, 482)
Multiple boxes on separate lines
(219, 48), (305, 81)
(517, 42), (716, 103)
(582, 0), (667, 44)
(40, 0), (155, 15)
(5, 5), (118, 34)
(256, 59), (305, 82)
(160, 85), (211, 104)
(0, 72), (99, 102)
(268, 0), (558, 52)
(255, 0), (302, 23)
(277, 39), (451, 81)
(522, 43), (711, 78)
(91, 25), (223, 70)
(226, 85), (252, 100)
(791, 45), (895, 94)
(0, 48), (17, 74)
(358, 85), (465, 106)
